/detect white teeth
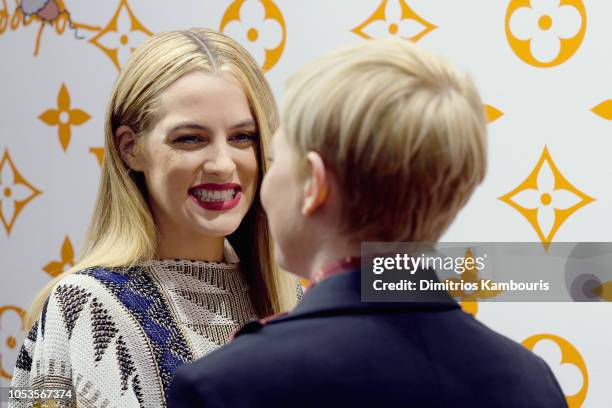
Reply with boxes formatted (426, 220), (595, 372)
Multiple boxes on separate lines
(192, 188), (237, 202)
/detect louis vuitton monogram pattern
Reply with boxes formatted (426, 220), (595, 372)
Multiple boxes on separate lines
(1, 1), (608, 406)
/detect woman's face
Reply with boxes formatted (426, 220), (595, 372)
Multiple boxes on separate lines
(133, 71), (259, 239)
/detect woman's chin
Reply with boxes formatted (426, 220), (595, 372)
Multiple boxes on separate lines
(191, 222), (241, 238)
(185, 212), (242, 237)
(184, 197), (251, 237)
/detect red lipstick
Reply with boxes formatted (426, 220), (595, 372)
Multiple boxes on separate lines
(189, 183), (242, 211)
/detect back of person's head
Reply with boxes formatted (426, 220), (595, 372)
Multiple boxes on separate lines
(282, 38), (487, 243)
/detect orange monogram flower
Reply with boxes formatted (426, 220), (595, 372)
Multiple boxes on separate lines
(39, 83), (91, 152)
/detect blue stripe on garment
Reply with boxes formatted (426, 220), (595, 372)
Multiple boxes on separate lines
(78, 267), (194, 397)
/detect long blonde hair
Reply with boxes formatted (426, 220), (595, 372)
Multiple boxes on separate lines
(25, 28), (297, 331)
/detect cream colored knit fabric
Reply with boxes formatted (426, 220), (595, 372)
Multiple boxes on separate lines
(9, 243), (257, 408)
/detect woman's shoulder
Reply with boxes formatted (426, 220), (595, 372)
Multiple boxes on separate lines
(30, 265), (156, 354)
(48, 264), (170, 326)
(41, 265), (146, 331)
(40, 267), (137, 333)
(50, 265), (143, 296)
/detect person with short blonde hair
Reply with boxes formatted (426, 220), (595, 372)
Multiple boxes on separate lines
(168, 39), (567, 408)
(282, 38), (487, 243)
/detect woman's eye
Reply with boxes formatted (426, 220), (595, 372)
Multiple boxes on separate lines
(175, 135), (202, 144)
(231, 133), (256, 143)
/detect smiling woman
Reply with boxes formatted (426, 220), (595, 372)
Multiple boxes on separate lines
(117, 71), (262, 258)
(8, 29), (297, 408)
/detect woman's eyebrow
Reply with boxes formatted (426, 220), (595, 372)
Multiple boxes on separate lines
(230, 119), (256, 130)
(168, 123), (211, 133)
(168, 120), (256, 133)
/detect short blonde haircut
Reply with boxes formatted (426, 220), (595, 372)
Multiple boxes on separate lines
(282, 39), (487, 242)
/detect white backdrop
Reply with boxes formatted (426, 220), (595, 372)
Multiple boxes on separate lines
(1, 1), (610, 406)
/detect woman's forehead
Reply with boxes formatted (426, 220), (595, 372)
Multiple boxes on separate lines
(155, 71), (254, 128)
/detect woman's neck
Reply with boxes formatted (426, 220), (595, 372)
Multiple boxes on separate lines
(157, 230), (225, 262)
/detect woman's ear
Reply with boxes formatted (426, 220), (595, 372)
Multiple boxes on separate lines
(115, 125), (144, 171)
(302, 151), (329, 216)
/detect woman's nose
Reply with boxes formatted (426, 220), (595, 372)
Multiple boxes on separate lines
(202, 144), (236, 177)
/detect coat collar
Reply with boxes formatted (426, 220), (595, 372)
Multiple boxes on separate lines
(273, 267), (459, 324)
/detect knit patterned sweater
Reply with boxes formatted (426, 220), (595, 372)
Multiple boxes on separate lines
(9, 244), (258, 407)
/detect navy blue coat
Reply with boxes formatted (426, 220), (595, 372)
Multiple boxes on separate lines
(168, 268), (567, 407)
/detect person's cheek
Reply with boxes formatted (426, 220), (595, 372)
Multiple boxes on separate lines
(261, 165), (277, 215)
(260, 175), (270, 213)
